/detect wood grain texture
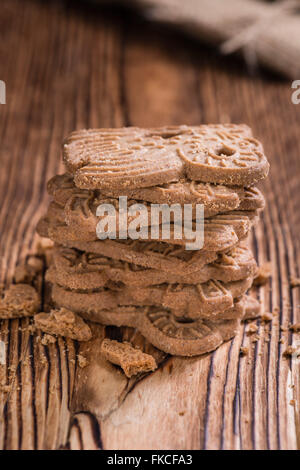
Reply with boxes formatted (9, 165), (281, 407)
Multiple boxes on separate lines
(0, 0), (299, 450)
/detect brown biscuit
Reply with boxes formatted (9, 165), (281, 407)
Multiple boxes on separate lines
(102, 180), (265, 212)
(0, 284), (40, 319)
(51, 276), (252, 318)
(36, 216), (51, 238)
(34, 307), (92, 341)
(73, 300), (245, 326)
(237, 187), (265, 212)
(47, 173), (265, 217)
(139, 310), (240, 356)
(47, 173), (80, 206)
(63, 125), (269, 189)
(38, 200), (256, 251)
(243, 296), (261, 320)
(46, 212), (241, 252)
(59, 239), (220, 274)
(100, 339), (157, 377)
(47, 244), (257, 290)
(52, 299), (242, 357)
(62, 190), (258, 248)
(125, 277), (253, 317)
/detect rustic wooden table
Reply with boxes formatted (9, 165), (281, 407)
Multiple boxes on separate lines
(0, 0), (300, 450)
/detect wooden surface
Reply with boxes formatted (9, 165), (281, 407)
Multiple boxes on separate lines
(0, 0), (300, 450)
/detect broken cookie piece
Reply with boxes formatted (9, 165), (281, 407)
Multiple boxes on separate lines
(283, 346), (298, 358)
(240, 346), (249, 357)
(100, 339), (157, 378)
(41, 334), (57, 346)
(34, 307), (92, 341)
(290, 323), (300, 333)
(77, 354), (89, 368)
(243, 296), (261, 321)
(290, 277), (300, 288)
(253, 262), (272, 286)
(0, 284), (40, 319)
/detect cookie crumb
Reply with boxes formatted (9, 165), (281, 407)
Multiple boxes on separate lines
(27, 324), (36, 335)
(240, 347), (249, 356)
(290, 323), (300, 333)
(34, 308), (92, 342)
(289, 399), (295, 406)
(290, 277), (300, 288)
(0, 384), (11, 394)
(247, 324), (258, 335)
(41, 334), (57, 346)
(283, 346), (297, 357)
(101, 339), (157, 378)
(261, 312), (273, 322)
(77, 354), (89, 368)
(251, 335), (260, 343)
(253, 262), (272, 286)
(0, 284), (40, 319)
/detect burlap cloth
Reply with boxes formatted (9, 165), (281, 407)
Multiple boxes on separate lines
(100, 0), (300, 79)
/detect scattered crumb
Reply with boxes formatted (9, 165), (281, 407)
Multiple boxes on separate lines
(39, 356), (48, 366)
(279, 338), (285, 344)
(290, 277), (300, 288)
(247, 324), (259, 335)
(77, 354), (89, 368)
(283, 346), (297, 357)
(261, 312), (273, 322)
(290, 399), (295, 406)
(240, 347), (249, 357)
(280, 326), (288, 332)
(27, 324), (36, 335)
(101, 339), (157, 378)
(41, 334), (57, 346)
(178, 411), (185, 416)
(34, 308), (92, 342)
(253, 262), (272, 286)
(251, 335), (260, 343)
(0, 384), (11, 394)
(290, 323), (300, 333)
(0, 284), (40, 319)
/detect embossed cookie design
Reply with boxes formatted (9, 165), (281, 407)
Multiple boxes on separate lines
(47, 244), (257, 290)
(63, 125), (269, 190)
(51, 275), (253, 319)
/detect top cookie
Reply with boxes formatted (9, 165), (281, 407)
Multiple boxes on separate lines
(63, 125), (269, 190)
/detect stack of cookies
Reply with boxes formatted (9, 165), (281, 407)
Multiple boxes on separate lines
(37, 124), (269, 356)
